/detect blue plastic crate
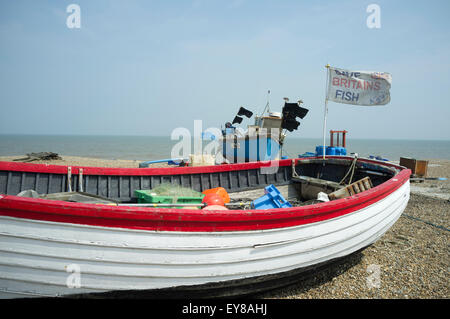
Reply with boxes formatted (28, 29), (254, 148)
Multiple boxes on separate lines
(335, 147), (347, 156)
(315, 145), (326, 156)
(369, 155), (389, 161)
(315, 146), (347, 156)
(251, 184), (292, 209)
(326, 146), (336, 155)
(298, 152), (316, 158)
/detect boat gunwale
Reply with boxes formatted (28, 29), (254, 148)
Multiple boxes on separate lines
(0, 157), (411, 232)
(0, 156), (398, 176)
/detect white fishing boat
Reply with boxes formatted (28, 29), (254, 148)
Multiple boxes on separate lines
(0, 156), (410, 298)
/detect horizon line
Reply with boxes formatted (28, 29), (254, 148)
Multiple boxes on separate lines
(0, 133), (449, 142)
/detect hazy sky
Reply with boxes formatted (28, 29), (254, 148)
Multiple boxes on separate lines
(1, 0), (449, 140)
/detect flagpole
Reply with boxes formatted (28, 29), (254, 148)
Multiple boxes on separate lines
(322, 64), (330, 160)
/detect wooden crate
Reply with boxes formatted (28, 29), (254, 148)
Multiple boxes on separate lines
(328, 176), (373, 200)
(399, 157), (428, 177)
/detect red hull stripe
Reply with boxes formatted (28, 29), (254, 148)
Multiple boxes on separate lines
(0, 158), (411, 232)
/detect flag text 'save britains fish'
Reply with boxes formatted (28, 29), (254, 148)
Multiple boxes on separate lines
(327, 67), (392, 106)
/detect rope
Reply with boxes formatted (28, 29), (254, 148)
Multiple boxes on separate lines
(348, 161), (356, 184)
(379, 215), (449, 252)
(379, 234), (413, 252)
(291, 159), (300, 178)
(401, 214), (450, 232)
(339, 155), (358, 185)
(282, 148), (297, 160)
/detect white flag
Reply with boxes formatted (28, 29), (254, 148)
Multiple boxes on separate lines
(327, 67), (391, 106)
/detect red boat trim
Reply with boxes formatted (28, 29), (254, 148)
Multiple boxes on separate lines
(0, 159), (285, 176)
(0, 157), (398, 176)
(0, 158), (411, 232)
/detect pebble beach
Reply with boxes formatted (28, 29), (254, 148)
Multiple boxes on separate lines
(0, 155), (448, 299)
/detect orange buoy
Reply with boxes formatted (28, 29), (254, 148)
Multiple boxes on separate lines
(202, 193), (225, 207)
(202, 187), (230, 204)
(202, 205), (228, 211)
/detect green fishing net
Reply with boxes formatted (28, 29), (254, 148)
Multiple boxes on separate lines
(149, 183), (203, 197)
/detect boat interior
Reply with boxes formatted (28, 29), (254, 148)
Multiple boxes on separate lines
(0, 157), (400, 209)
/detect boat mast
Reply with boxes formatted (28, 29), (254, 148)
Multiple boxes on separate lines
(259, 89), (271, 118)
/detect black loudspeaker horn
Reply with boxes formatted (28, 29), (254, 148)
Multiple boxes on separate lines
(237, 107), (253, 118)
(282, 118), (300, 132)
(282, 103), (309, 119)
(232, 116), (243, 125)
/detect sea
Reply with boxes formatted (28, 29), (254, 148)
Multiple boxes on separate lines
(0, 135), (449, 161)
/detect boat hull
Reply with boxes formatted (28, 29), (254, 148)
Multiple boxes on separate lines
(0, 185), (409, 298)
(0, 157), (411, 298)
